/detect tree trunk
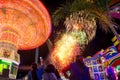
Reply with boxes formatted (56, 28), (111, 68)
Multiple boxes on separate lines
(46, 39), (53, 52)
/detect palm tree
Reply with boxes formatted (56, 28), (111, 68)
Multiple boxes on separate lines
(89, 0), (120, 41)
(51, 0), (120, 71)
(52, 0), (120, 43)
(46, 39), (53, 52)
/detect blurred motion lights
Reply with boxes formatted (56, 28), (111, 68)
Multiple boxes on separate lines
(0, 0), (51, 50)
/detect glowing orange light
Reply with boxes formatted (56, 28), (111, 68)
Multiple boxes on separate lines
(0, 0), (51, 50)
(50, 34), (81, 71)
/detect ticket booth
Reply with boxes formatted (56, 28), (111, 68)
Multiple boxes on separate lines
(0, 44), (20, 79)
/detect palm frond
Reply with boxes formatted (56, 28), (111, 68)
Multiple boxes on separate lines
(87, 0), (112, 32)
(91, 9), (112, 32)
(52, 0), (116, 33)
(52, 0), (74, 26)
(70, 0), (92, 13)
(92, 0), (111, 13)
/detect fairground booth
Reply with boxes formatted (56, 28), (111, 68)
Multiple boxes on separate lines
(84, 44), (120, 80)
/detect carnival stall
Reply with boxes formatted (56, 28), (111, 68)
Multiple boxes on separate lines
(84, 45), (120, 80)
(84, 52), (108, 80)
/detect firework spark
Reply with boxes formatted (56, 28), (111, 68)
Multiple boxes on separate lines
(64, 11), (96, 44)
(50, 33), (81, 71)
(69, 31), (87, 49)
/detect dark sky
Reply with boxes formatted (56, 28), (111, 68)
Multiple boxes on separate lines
(41, 0), (64, 13)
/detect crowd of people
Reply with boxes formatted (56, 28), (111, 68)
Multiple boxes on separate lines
(24, 55), (120, 80)
(27, 59), (61, 80)
(25, 55), (92, 80)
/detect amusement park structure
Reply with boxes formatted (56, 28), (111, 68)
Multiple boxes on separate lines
(0, 0), (51, 79)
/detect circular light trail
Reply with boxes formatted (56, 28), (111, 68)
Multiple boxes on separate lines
(0, 0), (51, 50)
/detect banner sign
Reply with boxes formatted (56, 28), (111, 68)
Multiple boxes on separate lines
(104, 46), (118, 60)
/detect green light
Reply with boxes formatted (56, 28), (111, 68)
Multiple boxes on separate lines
(70, 31), (87, 45)
(4, 64), (9, 69)
(0, 64), (3, 73)
(117, 65), (120, 70)
(1, 60), (12, 64)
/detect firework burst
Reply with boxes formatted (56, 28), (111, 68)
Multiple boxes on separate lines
(69, 30), (87, 49)
(50, 33), (81, 71)
(64, 11), (96, 44)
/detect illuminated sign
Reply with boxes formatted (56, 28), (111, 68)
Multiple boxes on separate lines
(111, 35), (120, 46)
(104, 46), (118, 60)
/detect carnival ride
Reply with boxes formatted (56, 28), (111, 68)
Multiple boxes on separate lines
(0, 0), (51, 79)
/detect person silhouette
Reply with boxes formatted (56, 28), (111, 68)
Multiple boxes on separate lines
(69, 55), (91, 80)
(42, 64), (58, 80)
(106, 66), (116, 80)
(37, 60), (44, 80)
(27, 63), (39, 80)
